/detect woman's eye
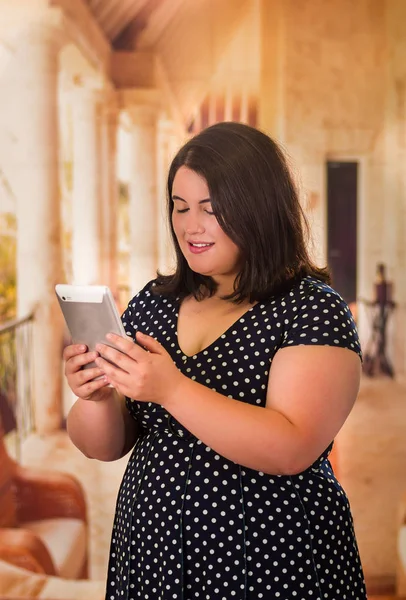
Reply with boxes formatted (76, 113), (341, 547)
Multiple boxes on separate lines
(173, 207), (214, 215)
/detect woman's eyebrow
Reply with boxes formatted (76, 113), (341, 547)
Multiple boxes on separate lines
(172, 195), (211, 204)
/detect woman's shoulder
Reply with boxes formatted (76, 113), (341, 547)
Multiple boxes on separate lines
(125, 279), (177, 311)
(284, 275), (350, 310)
(278, 275), (361, 356)
(121, 279), (177, 332)
(269, 275), (357, 328)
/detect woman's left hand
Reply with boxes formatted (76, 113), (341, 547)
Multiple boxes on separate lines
(95, 332), (184, 405)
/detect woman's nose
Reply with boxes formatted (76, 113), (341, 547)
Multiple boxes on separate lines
(185, 213), (205, 234)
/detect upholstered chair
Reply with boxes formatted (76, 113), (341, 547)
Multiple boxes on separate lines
(0, 421), (88, 579)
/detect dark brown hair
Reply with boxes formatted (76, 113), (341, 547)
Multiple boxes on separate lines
(154, 121), (330, 303)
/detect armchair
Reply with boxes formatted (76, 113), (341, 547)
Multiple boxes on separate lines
(0, 558), (105, 599)
(0, 422), (88, 580)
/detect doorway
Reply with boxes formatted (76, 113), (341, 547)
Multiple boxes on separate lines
(326, 161), (358, 306)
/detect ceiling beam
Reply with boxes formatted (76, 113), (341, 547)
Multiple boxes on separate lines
(135, 0), (185, 50)
(93, 0), (149, 41)
(111, 51), (157, 88)
(111, 50), (185, 136)
(50, 0), (111, 78)
(155, 56), (187, 136)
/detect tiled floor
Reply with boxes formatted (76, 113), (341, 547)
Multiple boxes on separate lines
(336, 374), (406, 582)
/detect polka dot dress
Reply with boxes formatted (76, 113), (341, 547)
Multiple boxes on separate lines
(106, 276), (367, 600)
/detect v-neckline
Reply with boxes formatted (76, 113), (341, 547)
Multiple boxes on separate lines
(174, 298), (262, 359)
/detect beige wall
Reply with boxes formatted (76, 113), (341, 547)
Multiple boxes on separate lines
(260, 0), (406, 375)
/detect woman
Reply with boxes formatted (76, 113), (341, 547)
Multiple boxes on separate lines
(64, 122), (366, 599)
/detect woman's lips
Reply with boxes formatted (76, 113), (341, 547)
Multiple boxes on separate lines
(187, 242), (214, 254)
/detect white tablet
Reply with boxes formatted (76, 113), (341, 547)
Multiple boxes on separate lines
(55, 284), (127, 372)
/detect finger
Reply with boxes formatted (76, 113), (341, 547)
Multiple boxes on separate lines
(95, 358), (133, 395)
(63, 344), (87, 361)
(77, 366), (106, 385)
(95, 343), (134, 371)
(104, 333), (149, 361)
(106, 379), (132, 399)
(104, 332), (136, 353)
(102, 370), (133, 399)
(65, 351), (99, 375)
(135, 331), (164, 355)
(78, 375), (110, 398)
(95, 356), (130, 380)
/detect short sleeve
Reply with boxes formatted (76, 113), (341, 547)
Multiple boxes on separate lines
(280, 279), (362, 360)
(120, 280), (156, 341)
(121, 281), (157, 412)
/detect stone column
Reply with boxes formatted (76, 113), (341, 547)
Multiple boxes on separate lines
(124, 93), (160, 296)
(0, 17), (65, 433)
(193, 105), (202, 132)
(156, 117), (178, 276)
(240, 88), (249, 124)
(224, 86), (233, 122)
(208, 93), (216, 126)
(71, 81), (103, 285)
(99, 92), (120, 299)
(258, 0), (286, 142)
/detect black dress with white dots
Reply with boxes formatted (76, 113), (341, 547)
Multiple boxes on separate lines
(105, 276), (367, 600)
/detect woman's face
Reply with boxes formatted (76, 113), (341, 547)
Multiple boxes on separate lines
(171, 166), (240, 285)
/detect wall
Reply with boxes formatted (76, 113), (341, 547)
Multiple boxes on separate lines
(261, 0), (406, 375)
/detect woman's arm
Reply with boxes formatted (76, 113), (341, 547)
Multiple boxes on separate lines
(162, 345), (361, 474)
(94, 332), (361, 474)
(67, 388), (140, 462)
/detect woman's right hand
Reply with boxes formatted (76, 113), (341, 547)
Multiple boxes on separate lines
(63, 344), (110, 401)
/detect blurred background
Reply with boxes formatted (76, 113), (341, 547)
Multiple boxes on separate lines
(0, 0), (405, 598)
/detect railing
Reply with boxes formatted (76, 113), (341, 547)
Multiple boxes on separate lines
(0, 313), (35, 460)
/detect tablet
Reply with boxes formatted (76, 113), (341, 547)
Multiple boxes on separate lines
(55, 284), (127, 373)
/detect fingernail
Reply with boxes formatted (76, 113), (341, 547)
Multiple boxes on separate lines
(106, 333), (114, 340)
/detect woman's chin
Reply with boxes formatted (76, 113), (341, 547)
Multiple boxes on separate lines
(184, 257), (209, 273)
(190, 267), (214, 277)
